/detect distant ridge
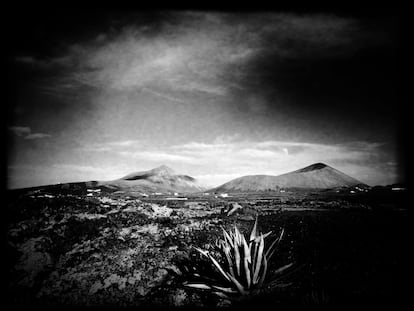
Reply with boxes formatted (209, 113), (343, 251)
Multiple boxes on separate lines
(121, 165), (181, 180)
(212, 162), (365, 192)
(100, 165), (204, 193)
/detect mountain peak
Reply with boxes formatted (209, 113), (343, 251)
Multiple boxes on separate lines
(295, 162), (329, 173)
(212, 162), (363, 192)
(151, 165), (175, 175)
(110, 165), (204, 193)
(119, 165), (176, 181)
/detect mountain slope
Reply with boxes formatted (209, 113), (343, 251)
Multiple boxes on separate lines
(99, 165), (204, 193)
(212, 163), (364, 192)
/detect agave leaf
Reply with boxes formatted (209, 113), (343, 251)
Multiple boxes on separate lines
(212, 285), (238, 294)
(184, 283), (212, 290)
(223, 240), (229, 249)
(222, 227), (234, 248)
(279, 228), (285, 241)
(264, 236), (278, 259)
(272, 262), (293, 276)
(237, 227), (244, 246)
(253, 235), (262, 243)
(221, 227), (231, 239)
(213, 291), (230, 299)
(266, 247), (276, 260)
(243, 240), (251, 288)
(234, 240), (241, 276)
(249, 216), (258, 241)
(207, 253), (231, 282)
(193, 246), (209, 257)
(234, 226), (242, 246)
(232, 230), (237, 246)
(223, 245), (235, 277)
(251, 240), (258, 270)
(262, 231), (272, 239)
(244, 261), (251, 289)
(229, 228), (235, 240)
(258, 255), (268, 288)
(242, 235), (252, 287)
(249, 243), (255, 282)
(253, 235), (265, 284)
(228, 273), (248, 295)
(219, 238), (226, 251)
(266, 280), (293, 291)
(266, 228), (285, 259)
(222, 243), (230, 255)
(265, 238), (279, 260)
(242, 236), (251, 264)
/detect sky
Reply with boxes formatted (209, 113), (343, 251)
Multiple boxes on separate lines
(6, 9), (406, 189)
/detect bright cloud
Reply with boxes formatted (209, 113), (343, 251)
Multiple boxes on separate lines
(85, 138), (395, 187)
(117, 151), (195, 163)
(25, 133), (52, 140)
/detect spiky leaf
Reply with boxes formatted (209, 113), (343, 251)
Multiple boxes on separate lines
(258, 255), (268, 288)
(228, 273), (248, 295)
(213, 291), (230, 299)
(212, 285), (238, 294)
(207, 253), (231, 282)
(249, 216), (258, 242)
(184, 283), (211, 290)
(253, 235), (265, 284)
(234, 241), (241, 276)
(271, 262), (293, 276)
(265, 228), (284, 259)
(193, 246), (209, 257)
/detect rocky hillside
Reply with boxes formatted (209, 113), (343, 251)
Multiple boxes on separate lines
(99, 165), (205, 194)
(6, 190), (233, 308)
(212, 163), (365, 192)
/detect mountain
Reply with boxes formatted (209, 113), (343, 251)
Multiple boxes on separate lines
(99, 165), (204, 193)
(212, 162), (365, 192)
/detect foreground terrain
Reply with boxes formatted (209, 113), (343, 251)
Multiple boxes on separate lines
(5, 187), (409, 308)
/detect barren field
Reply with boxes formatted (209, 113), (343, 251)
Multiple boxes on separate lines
(5, 189), (409, 309)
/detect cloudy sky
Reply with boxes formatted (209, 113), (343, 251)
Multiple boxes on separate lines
(6, 10), (404, 189)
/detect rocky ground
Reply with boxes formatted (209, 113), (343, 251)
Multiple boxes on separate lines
(6, 191), (265, 308)
(6, 189), (409, 309)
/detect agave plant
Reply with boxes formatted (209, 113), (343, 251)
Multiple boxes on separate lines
(184, 217), (293, 300)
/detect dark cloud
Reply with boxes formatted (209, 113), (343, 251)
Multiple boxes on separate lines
(8, 126), (51, 140)
(222, 14), (402, 144)
(8, 126), (31, 137)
